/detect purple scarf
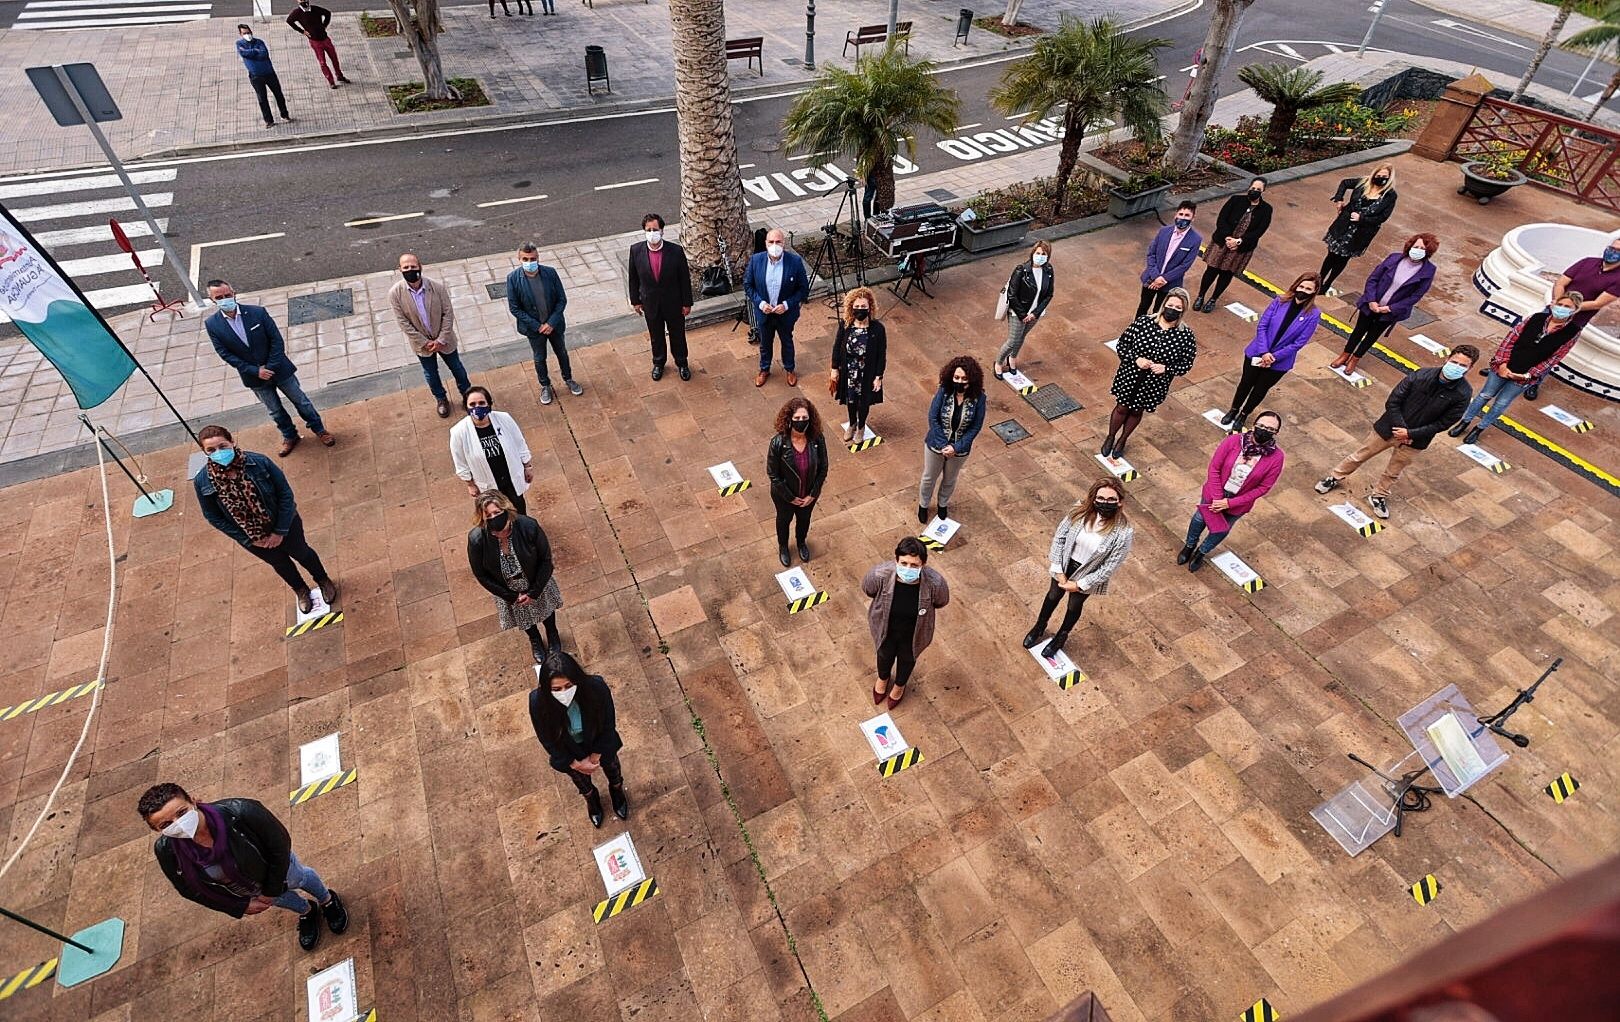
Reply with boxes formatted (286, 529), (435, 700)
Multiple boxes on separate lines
(170, 802), (255, 905)
(1240, 429), (1277, 459)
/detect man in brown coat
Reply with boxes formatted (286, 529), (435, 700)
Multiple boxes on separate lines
(389, 253), (471, 417)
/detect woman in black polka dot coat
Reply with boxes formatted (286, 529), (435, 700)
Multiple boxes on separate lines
(1104, 287), (1198, 458)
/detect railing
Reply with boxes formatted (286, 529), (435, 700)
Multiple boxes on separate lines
(1454, 97), (1620, 213)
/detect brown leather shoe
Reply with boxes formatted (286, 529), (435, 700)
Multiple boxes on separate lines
(317, 431), (336, 447)
(435, 398), (450, 418)
(278, 436), (300, 457)
(785, 371), (798, 387)
(754, 370), (769, 387)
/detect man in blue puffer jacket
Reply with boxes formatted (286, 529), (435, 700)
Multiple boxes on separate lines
(236, 23), (294, 129)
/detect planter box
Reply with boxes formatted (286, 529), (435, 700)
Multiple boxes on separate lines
(958, 215), (1033, 252)
(1458, 161), (1527, 205)
(1107, 183), (1171, 219)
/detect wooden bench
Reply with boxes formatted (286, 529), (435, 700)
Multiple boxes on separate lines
(844, 21), (911, 59)
(725, 36), (764, 77)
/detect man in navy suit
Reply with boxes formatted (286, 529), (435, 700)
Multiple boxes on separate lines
(505, 242), (580, 406)
(742, 228), (811, 387)
(204, 280), (333, 457)
(1136, 200), (1202, 319)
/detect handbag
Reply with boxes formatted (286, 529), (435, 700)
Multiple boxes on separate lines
(994, 285), (1009, 322)
(1524, 378), (1542, 401)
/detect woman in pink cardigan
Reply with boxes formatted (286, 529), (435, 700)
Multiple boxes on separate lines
(1178, 411), (1285, 571)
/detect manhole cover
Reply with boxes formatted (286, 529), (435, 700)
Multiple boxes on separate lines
(1024, 384), (1082, 421)
(750, 137), (782, 153)
(1405, 307), (1437, 328)
(991, 419), (1031, 445)
(485, 281), (508, 301)
(925, 188), (959, 202)
(287, 288), (353, 326)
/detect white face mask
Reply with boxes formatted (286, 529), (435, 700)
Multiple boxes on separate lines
(767, 243), (784, 259)
(240, 32), (253, 40)
(162, 807), (202, 840)
(1032, 253), (1048, 267)
(552, 685), (577, 707)
(1408, 247), (1426, 261)
(645, 230), (661, 245)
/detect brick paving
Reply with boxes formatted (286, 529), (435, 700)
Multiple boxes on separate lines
(2, 152), (1619, 1022)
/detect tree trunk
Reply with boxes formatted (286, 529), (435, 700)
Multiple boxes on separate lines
(668, 0), (752, 277)
(1164, 0), (1254, 173)
(1589, 67), (1620, 121)
(387, 0), (452, 101)
(1051, 107), (1084, 216)
(869, 153), (897, 214)
(1002, 0), (1024, 27)
(1265, 105), (1296, 154)
(1512, 1), (1575, 103)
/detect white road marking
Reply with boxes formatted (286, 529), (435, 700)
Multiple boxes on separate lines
(593, 177), (658, 191)
(59, 248), (163, 276)
(787, 151), (833, 162)
(187, 232), (286, 288)
(476, 194), (551, 208)
(18, 4), (211, 15)
(1324, 43), (1345, 53)
(10, 193), (173, 223)
(738, 163), (756, 169)
(1276, 43), (1303, 59)
(0, 169), (175, 200)
(1429, 18), (1530, 51)
(25, 0), (207, 6)
(956, 122), (982, 131)
(0, 283), (159, 323)
(14, 13), (211, 28)
(343, 212), (425, 226)
(31, 219), (168, 248)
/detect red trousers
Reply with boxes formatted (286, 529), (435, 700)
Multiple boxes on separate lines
(308, 37), (343, 85)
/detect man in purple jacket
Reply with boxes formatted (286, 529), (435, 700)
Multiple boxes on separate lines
(1135, 200), (1202, 319)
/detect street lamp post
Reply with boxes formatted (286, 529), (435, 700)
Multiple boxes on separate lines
(805, 0), (816, 69)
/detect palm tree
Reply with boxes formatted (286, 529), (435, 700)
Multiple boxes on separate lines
(668, 0), (750, 276)
(1566, 1), (1620, 119)
(990, 17), (1170, 215)
(781, 44), (961, 215)
(1512, 0), (1579, 103)
(1237, 64), (1361, 154)
(1165, 0), (1256, 173)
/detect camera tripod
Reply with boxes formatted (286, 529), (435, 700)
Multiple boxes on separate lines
(808, 176), (867, 315)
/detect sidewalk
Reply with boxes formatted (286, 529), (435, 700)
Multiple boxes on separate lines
(0, 0), (1187, 176)
(1409, 0), (1602, 45)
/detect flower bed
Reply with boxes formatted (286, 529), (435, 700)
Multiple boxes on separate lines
(973, 17), (1042, 38)
(360, 12), (398, 36)
(1092, 140), (1237, 194)
(962, 178), (1109, 231)
(1202, 102), (1418, 174)
(386, 77), (491, 114)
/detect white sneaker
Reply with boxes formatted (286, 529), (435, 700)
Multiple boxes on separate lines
(1367, 495), (1390, 519)
(1314, 476), (1340, 494)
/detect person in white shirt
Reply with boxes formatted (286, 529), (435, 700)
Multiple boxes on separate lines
(449, 387), (534, 514)
(1023, 479), (1135, 659)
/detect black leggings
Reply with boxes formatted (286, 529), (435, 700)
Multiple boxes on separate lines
(845, 397), (870, 434)
(246, 515), (329, 594)
(876, 632), (916, 687)
(1319, 252), (1352, 291)
(561, 750), (623, 796)
(523, 613), (561, 663)
(1135, 286), (1169, 319)
(1033, 582), (1089, 636)
(1229, 360), (1286, 418)
(1343, 313), (1391, 357)
(774, 497), (813, 548)
(1106, 404), (1145, 446)
(1197, 266), (1236, 303)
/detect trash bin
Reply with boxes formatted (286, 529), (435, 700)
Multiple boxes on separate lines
(955, 9), (973, 46)
(585, 45), (611, 95)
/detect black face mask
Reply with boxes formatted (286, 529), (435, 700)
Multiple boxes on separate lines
(1248, 189), (1263, 200)
(1372, 176), (1389, 186)
(1294, 290), (1314, 303)
(486, 512), (509, 533)
(952, 380), (968, 392)
(852, 308), (870, 321)
(1094, 502), (1120, 519)
(1252, 427), (1277, 445)
(790, 419), (809, 434)
(1161, 306), (1183, 322)
(402, 269), (422, 284)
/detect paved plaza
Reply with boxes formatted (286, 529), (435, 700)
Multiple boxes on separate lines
(0, 153), (1618, 1022)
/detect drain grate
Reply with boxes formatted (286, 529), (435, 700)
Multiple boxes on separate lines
(991, 419), (1031, 445)
(286, 288), (353, 326)
(925, 188), (959, 202)
(1024, 384), (1082, 421)
(485, 281), (509, 301)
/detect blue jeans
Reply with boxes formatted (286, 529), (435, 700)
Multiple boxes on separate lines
(271, 851), (330, 914)
(757, 312), (796, 372)
(1462, 372), (1529, 431)
(525, 328), (572, 386)
(253, 373), (325, 440)
(1185, 507), (1244, 554)
(418, 349), (471, 401)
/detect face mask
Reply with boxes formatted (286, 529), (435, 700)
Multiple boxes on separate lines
(552, 685), (577, 707)
(1294, 290), (1315, 302)
(402, 268), (421, 283)
(1372, 175), (1389, 186)
(468, 404), (490, 420)
(1408, 247), (1426, 261)
(645, 230), (661, 245)
(240, 32), (253, 40)
(1604, 249), (1620, 264)
(216, 297), (238, 313)
(1248, 189), (1263, 200)
(208, 447), (236, 467)
(852, 308), (870, 321)
(1174, 217), (1192, 230)
(767, 243), (784, 259)
(1032, 253), (1048, 267)
(1252, 427), (1277, 445)
(1441, 362), (1468, 381)
(162, 807), (202, 840)
(521, 260), (539, 273)
(1094, 502), (1120, 519)
(789, 418), (809, 434)
(1550, 304), (1575, 320)
(895, 565), (922, 584)
(952, 380), (968, 392)
(1161, 306), (1183, 322)
(486, 511), (509, 533)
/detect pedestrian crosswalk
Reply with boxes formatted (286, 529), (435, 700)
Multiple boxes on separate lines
(11, 0), (212, 32)
(0, 167), (179, 322)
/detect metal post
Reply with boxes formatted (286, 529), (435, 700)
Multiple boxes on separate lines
(1572, 42), (1607, 99)
(50, 65), (205, 308)
(887, 0), (898, 36)
(78, 415), (159, 504)
(1357, 0), (1388, 58)
(0, 905), (96, 954)
(805, 0), (816, 69)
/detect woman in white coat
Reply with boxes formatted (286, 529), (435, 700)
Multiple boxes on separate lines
(450, 386), (534, 514)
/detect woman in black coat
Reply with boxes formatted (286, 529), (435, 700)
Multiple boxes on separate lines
(1193, 178), (1272, 312)
(1319, 163), (1398, 291)
(529, 651), (627, 828)
(993, 240), (1055, 379)
(467, 489), (563, 663)
(766, 396), (830, 568)
(829, 286), (886, 441)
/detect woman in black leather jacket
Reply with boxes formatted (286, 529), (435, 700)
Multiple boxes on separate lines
(766, 396), (830, 567)
(467, 489), (564, 663)
(993, 240), (1056, 379)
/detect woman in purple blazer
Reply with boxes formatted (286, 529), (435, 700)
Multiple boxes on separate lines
(1220, 272), (1321, 434)
(1331, 232), (1438, 377)
(1178, 413), (1285, 572)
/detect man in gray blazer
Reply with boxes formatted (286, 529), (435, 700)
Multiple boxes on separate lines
(389, 253), (471, 417)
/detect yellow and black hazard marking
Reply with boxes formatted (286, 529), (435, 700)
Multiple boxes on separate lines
(1238, 577), (1266, 593)
(1546, 771), (1580, 804)
(1355, 520), (1385, 538)
(0, 958), (56, 1001)
(1241, 997), (1279, 1022)
(593, 878), (659, 923)
(0, 678), (102, 723)
(1055, 669), (1085, 690)
(358, 1011), (377, 1022)
(1410, 874), (1441, 905)
(286, 611), (343, 638)
(917, 533), (945, 551)
(848, 435), (884, 453)
(1235, 267), (1620, 499)
(878, 747), (925, 777)
(1114, 467), (1140, 482)
(1015, 382), (1037, 395)
(1570, 419), (1596, 433)
(787, 591), (829, 614)
(718, 479), (751, 497)
(1340, 374), (1373, 389)
(1486, 459), (1510, 474)
(289, 768), (358, 806)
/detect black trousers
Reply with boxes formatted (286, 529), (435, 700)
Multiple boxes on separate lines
(496, 488), (527, 517)
(773, 496), (813, 547)
(1135, 286), (1169, 319)
(245, 515), (328, 594)
(249, 72), (289, 125)
(1343, 313), (1391, 357)
(645, 308), (689, 368)
(1033, 581), (1089, 635)
(1319, 252), (1352, 291)
(522, 614), (560, 663)
(1229, 360), (1286, 417)
(876, 631), (916, 686)
(1198, 266), (1236, 303)
(845, 396), (871, 432)
(560, 749), (623, 795)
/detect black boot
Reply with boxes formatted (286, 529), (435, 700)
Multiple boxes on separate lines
(918, 505), (930, 524)
(585, 788), (604, 828)
(1219, 408), (1237, 427)
(797, 541), (811, 563)
(1229, 413), (1248, 435)
(321, 891), (349, 934)
(936, 506), (948, 522)
(1188, 550), (1206, 572)
(1040, 631), (1069, 659)
(1464, 426), (1484, 445)
(297, 907), (321, 951)
(1100, 435), (1115, 455)
(609, 783), (629, 820)
(1447, 418), (1471, 438)
(1176, 544), (1195, 566)
(778, 545), (791, 568)
(1022, 625), (1045, 649)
